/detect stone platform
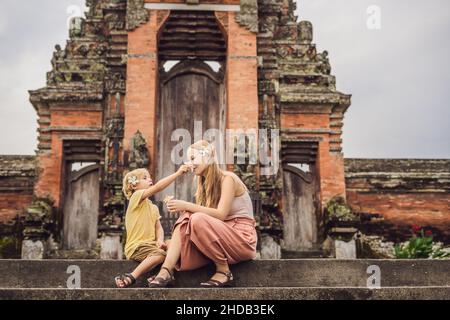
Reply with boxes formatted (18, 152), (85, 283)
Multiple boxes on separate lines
(0, 259), (449, 300)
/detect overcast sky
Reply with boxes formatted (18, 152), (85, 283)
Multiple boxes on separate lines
(0, 0), (449, 158)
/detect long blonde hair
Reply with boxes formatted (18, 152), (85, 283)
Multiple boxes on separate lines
(190, 140), (224, 209)
(122, 168), (149, 200)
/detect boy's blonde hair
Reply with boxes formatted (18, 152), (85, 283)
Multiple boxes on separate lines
(122, 168), (150, 200)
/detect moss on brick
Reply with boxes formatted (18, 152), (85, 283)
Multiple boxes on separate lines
(0, 236), (21, 259)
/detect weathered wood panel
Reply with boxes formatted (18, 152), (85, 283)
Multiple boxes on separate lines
(62, 165), (99, 250)
(156, 61), (224, 233)
(282, 165), (318, 250)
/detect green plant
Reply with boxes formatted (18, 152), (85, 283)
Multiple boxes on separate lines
(0, 236), (20, 259)
(325, 196), (359, 224)
(394, 226), (450, 259)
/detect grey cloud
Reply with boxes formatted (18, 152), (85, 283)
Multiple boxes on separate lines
(0, 0), (448, 158)
(298, 0), (450, 158)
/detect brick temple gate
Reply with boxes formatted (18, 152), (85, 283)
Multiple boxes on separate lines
(21, 0), (351, 259)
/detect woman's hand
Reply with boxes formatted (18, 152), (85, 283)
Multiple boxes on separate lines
(167, 199), (192, 213)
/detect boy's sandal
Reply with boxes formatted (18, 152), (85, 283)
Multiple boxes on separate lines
(115, 273), (136, 288)
(148, 267), (175, 288)
(200, 271), (234, 288)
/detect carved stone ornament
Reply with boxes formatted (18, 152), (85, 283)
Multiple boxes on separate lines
(127, 0), (149, 31)
(298, 20), (313, 44)
(129, 130), (150, 169)
(235, 0), (258, 33)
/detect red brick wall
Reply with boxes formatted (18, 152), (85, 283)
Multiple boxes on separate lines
(281, 113), (329, 129)
(0, 193), (33, 223)
(347, 192), (449, 227)
(226, 12), (259, 134)
(317, 141), (346, 207)
(124, 10), (159, 175)
(0, 155), (36, 223)
(345, 159), (450, 241)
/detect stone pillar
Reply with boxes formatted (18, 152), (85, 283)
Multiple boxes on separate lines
(325, 197), (360, 259)
(259, 234), (281, 259)
(99, 233), (123, 260)
(100, 186), (126, 260)
(21, 199), (54, 259)
(334, 238), (357, 259)
(124, 9), (158, 174)
(226, 11), (259, 136)
(21, 240), (45, 260)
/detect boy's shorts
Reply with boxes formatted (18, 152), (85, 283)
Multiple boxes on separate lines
(130, 242), (167, 262)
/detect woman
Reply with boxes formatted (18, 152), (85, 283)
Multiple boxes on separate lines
(148, 140), (257, 287)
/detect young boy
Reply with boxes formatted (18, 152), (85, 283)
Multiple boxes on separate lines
(115, 165), (189, 288)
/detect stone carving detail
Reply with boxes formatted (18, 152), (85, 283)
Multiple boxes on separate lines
(316, 51), (331, 75)
(128, 130), (150, 169)
(69, 17), (85, 38)
(105, 12), (126, 30)
(86, 0), (104, 18)
(297, 21), (313, 44)
(22, 198), (54, 242)
(127, 0), (149, 31)
(105, 93), (125, 182)
(105, 72), (126, 92)
(235, 0), (258, 33)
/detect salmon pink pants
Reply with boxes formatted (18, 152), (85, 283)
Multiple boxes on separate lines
(173, 212), (258, 271)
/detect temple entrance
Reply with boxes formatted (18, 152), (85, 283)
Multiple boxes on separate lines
(61, 140), (102, 250)
(62, 164), (100, 250)
(155, 11), (227, 233)
(155, 60), (225, 232)
(281, 141), (321, 253)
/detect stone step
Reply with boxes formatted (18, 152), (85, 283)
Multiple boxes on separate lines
(281, 249), (324, 259)
(1, 287), (449, 300)
(1, 259), (449, 289)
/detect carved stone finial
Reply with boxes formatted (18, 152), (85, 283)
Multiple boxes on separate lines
(235, 0), (258, 33)
(316, 50), (331, 75)
(127, 0), (150, 31)
(129, 130), (150, 169)
(69, 17), (85, 38)
(298, 21), (313, 44)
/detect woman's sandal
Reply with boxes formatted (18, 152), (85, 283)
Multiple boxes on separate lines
(114, 273), (136, 288)
(200, 271), (234, 288)
(146, 274), (157, 284)
(148, 266), (175, 288)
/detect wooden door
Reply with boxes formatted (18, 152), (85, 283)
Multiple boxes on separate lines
(282, 164), (319, 251)
(156, 60), (225, 232)
(62, 164), (100, 250)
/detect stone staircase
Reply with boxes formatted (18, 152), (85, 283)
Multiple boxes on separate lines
(0, 259), (449, 300)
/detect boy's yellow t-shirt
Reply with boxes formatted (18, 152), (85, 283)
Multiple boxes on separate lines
(124, 189), (161, 259)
